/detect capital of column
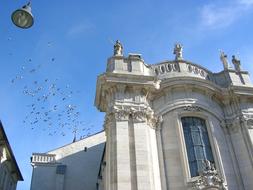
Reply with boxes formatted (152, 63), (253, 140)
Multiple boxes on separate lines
(222, 115), (246, 133)
(105, 104), (163, 130)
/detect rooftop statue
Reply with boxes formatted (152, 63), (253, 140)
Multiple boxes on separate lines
(114, 40), (123, 56)
(232, 55), (241, 72)
(220, 51), (229, 70)
(173, 43), (183, 60)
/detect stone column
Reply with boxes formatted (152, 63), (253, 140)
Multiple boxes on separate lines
(104, 105), (163, 190)
(154, 118), (168, 190)
(132, 119), (152, 190)
(226, 117), (253, 189)
(242, 118), (253, 156)
(115, 113), (132, 190)
(105, 110), (132, 190)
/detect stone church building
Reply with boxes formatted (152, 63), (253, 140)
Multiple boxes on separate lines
(30, 42), (253, 190)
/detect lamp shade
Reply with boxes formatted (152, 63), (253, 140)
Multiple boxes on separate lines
(11, 2), (34, 29)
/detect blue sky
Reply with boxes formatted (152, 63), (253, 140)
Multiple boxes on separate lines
(1, 0), (253, 189)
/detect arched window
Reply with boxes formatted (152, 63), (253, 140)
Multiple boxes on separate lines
(181, 117), (214, 177)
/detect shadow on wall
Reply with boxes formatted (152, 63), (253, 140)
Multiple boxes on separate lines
(57, 142), (105, 190)
(32, 142), (105, 190)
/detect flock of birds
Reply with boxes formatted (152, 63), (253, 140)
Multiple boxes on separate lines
(9, 40), (93, 139)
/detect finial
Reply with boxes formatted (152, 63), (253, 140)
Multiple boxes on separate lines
(173, 43), (183, 60)
(220, 51), (229, 70)
(232, 55), (241, 72)
(114, 40), (123, 56)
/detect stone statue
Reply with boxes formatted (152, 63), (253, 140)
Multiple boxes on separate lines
(204, 159), (212, 171)
(232, 55), (241, 72)
(114, 40), (123, 56)
(220, 51), (229, 70)
(173, 43), (183, 60)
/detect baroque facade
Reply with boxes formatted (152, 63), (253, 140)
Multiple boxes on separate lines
(30, 42), (253, 190)
(95, 42), (253, 190)
(0, 121), (23, 190)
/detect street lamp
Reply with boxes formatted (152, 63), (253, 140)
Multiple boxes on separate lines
(11, 1), (34, 29)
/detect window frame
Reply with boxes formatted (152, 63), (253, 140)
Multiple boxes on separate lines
(176, 112), (224, 184)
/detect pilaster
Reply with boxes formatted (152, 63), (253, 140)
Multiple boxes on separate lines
(224, 116), (253, 189)
(104, 103), (162, 190)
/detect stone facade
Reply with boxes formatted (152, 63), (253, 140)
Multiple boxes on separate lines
(0, 121), (23, 190)
(95, 43), (253, 190)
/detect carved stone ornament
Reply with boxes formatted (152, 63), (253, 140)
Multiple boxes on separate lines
(224, 115), (246, 133)
(106, 105), (162, 129)
(239, 114), (253, 129)
(246, 119), (253, 129)
(131, 110), (148, 122)
(192, 160), (227, 190)
(149, 115), (163, 130)
(113, 105), (153, 122)
(114, 109), (129, 121)
(184, 105), (201, 112)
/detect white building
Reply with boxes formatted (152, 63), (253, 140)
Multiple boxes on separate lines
(0, 121), (23, 190)
(31, 42), (253, 190)
(30, 131), (105, 190)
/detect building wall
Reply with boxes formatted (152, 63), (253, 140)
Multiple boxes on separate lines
(159, 105), (241, 190)
(0, 123), (23, 190)
(0, 153), (18, 190)
(30, 45), (253, 190)
(30, 131), (106, 190)
(95, 47), (253, 190)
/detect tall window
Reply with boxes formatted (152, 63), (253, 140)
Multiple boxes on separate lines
(181, 117), (214, 177)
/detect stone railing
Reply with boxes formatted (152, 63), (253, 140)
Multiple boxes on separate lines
(31, 153), (56, 164)
(153, 62), (180, 75)
(186, 63), (211, 80)
(152, 61), (213, 82)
